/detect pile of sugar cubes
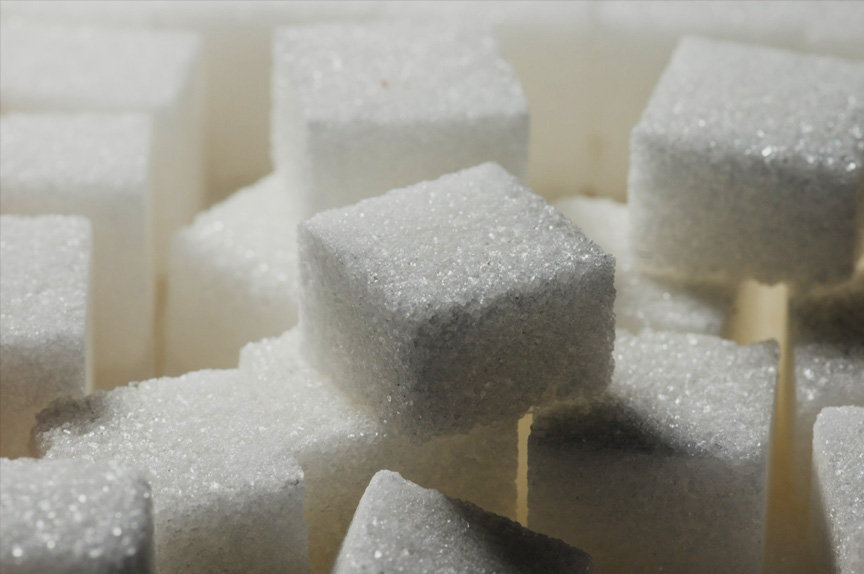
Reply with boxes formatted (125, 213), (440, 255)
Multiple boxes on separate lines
(1, 2), (862, 573)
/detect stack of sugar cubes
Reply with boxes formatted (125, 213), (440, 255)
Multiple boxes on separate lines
(2, 2), (864, 574)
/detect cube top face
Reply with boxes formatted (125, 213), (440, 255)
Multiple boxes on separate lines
(300, 163), (616, 439)
(0, 215), (91, 348)
(335, 470), (593, 574)
(630, 36), (864, 286)
(0, 458), (153, 573)
(302, 163), (610, 314)
(273, 22), (527, 125)
(534, 331), (778, 462)
(34, 369), (304, 512)
(0, 19), (200, 111)
(0, 114), (152, 199)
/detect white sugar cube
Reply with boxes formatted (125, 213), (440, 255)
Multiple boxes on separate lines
(34, 369), (309, 574)
(0, 0), (378, 202)
(299, 163), (615, 440)
(629, 37), (864, 287)
(0, 458), (154, 574)
(335, 470), (593, 574)
(0, 19), (204, 274)
(811, 407), (864, 574)
(0, 114), (155, 388)
(529, 330), (778, 573)
(555, 195), (732, 335)
(0, 215), (91, 458)
(272, 22), (529, 215)
(163, 173), (301, 375)
(37, 330), (515, 573)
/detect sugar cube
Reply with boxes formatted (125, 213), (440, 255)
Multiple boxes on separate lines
(0, 458), (154, 574)
(811, 406), (864, 574)
(272, 22), (529, 215)
(555, 195), (732, 335)
(0, 0), (379, 202)
(529, 330), (778, 573)
(629, 36), (864, 287)
(163, 172), (301, 375)
(0, 19), (204, 274)
(0, 215), (91, 458)
(33, 369), (309, 574)
(0, 114), (155, 388)
(37, 329), (515, 573)
(299, 163), (615, 439)
(334, 470), (593, 574)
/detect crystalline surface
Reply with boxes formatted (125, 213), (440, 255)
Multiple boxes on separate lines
(0, 215), (91, 458)
(811, 407), (864, 574)
(629, 36), (864, 287)
(529, 330), (778, 573)
(299, 163), (615, 439)
(0, 458), (154, 574)
(333, 470), (593, 574)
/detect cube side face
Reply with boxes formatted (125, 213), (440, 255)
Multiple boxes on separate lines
(630, 126), (863, 286)
(305, 114), (530, 214)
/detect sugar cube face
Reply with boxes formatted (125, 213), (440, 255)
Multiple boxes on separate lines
(34, 369), (309, 574)
(0, 215), (91, 458)
(0, 114), (155, 388)
(0, 0), (380, 202)
(0, 19), (204, 274)
(555, 195), (732, 336)
(238, 329), (517, 571)
(0, 458), (154, 574)
(163, 173), (301, 375)
(629, 37), (864, 287)
(299, 163), (616, 439)
(529, 330), (778, 573)
(334, 470), (593, 574)
(272, 22), (529, 215)
(37, 329), (515, 574)
(811, 407), (864, 574)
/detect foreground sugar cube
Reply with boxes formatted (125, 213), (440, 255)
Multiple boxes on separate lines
(555, 195), (732, 335)
(811, 407), (864, 574)
(163, 173), (301, 374)
(37, 329), (515, 573)
(299, 163), (616, 439)
(272, 22), (529, 215)
(0, 458), (154, 574)
(334, 470), (593, 574)
(629, 36), (864, 287)
(34, 369), (309, 574)
(0, 114), (155, 388)
(529, 330), (778, 573)
(0, 19), (204, 274)
(0, 215), (91, 458)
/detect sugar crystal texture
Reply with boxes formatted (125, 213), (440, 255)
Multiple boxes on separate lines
(0, 215), (91, 458)
(0, 114), (155, 388)
(811, 407), (864, 574)
(299, 163), (616, 440)
(37, 329), (515, 573)
(0, 19), (204, 274)
(333, 470), (593, 574)
(529, 330), (778, 573)
(0, 0), (379, 202)
(163, 172), (301, 375)
(555, 195), (732, 336)
(272, 22), (529, 215)
(0, 458), (154, 574)
(629, 36), (864, 287)
(33, 369), (309, 574)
